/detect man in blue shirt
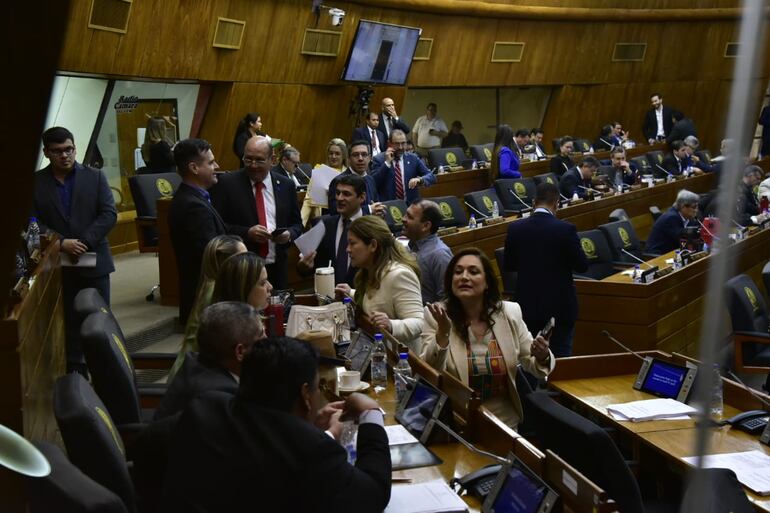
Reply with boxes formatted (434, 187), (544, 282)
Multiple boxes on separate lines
(402, 200), (453, 304)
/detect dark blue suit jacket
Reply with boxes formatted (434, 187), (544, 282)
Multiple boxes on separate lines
(645, 207), (695, 255)
(559, 167), (591, 199)
(370, 153), (436, 205)
(376, 113), (410, 140)
(327, 169), (379, 214)
(32, 163), (117, 278)
(503, 211), (588, 327)
(298, 214), (358, 286)
(352, 126), (387, 154)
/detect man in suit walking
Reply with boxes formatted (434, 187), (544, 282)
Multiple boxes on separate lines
(211, 136), (303, 290)
(377, 97), (410, 140)
(168, 138), (228, 324)
(32, 126), (117, 374)
(371, 129), (436, 205)
(666, 111), (697, 144)
(643, 93), (674, 144)
(352, 112), (387, 158)
(504, 182), (588, 357)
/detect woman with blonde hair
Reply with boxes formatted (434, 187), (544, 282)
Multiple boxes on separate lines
(335, 215), (424, 350)
(300, 138), (348, 227)
(141, 117), (175, 173)
(213, 251), (273, 310)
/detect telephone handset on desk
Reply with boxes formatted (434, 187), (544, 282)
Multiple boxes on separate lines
(452, 464), (503, 498)
(722, 410), (770, 435)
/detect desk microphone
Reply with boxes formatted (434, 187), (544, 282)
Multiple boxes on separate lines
(601, 330), (646, 361)
(621, 248), (653, 268)
(725, 370), (770, 410)
(419, 407), (509, 464)
(296, 166), (312, 183)
(464, 201), (490, 219)
(696, 218), (718, 240)
(655, 164), (675, 178)
(732, 219), (747, 231)
(507, 188), (533, 211)
(578, 185), (603, 195)
(559, 191), (572, 202)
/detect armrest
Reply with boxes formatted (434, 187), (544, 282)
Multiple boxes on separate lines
(732, 331), (770, 374)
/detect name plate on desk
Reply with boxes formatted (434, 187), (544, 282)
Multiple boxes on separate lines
(484, 216), (507, 225)
(437, 226), (458, 237)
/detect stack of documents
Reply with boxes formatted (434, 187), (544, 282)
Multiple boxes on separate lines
(384, 480), (468, 513)
(606, 398), (697, 422)
(682, 450), (770, 495)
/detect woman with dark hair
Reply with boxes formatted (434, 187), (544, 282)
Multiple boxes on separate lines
(232, 113), (264, 161)
(550, 137), (575, 177)
(420, 247), (554, 429)
(492, 124), (521, 179)
(594, 124), (615, 151)
(334, 215), (423, 350)
(213, 251), (272, 311)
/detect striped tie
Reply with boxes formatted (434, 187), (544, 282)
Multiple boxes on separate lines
(394, 159), (405, 200)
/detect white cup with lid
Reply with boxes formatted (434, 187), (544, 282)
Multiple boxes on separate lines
(315, 267), (335, 299)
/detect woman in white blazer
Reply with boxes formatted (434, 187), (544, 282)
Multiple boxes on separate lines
(335, 215), (424, 351)
(420, 247), (554, 429)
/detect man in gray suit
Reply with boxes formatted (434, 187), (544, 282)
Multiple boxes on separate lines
(32, 126), (117, 374)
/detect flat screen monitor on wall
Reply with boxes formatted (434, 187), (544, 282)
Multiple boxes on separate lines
(341, 20), (421, 86)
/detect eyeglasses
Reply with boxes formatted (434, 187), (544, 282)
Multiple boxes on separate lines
(48, 146), (75, 156)
(243, 157), (269, 166)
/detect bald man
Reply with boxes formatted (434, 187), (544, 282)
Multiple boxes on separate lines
(210, 136), (303, 289)
(377, 97), (410, 141)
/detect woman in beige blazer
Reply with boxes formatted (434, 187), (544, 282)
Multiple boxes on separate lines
(420, 248), (554, 429)
(335, 215), (424, 351)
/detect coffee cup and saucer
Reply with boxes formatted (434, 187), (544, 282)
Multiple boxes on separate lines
(338, 370), (370, 393)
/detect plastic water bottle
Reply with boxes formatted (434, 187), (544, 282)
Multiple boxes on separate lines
(632, 265), (641, 284)
(468, 214), (477, 229)
(492, 201), (500, 219)
(343, 296), (356, 332)
(615, 172), (624, 194)
(27, 217), (40, 255)
(370, 334), (387, 387)
(710, 364), (724, 417)
(394, 352), (413, 403)
(673, 250), (682, 270)
(340, 421), (357, 464)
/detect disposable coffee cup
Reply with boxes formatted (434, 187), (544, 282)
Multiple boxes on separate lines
(315, 267), (335, 298)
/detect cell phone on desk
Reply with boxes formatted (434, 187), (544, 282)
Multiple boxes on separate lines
(537, 317), (555, 340)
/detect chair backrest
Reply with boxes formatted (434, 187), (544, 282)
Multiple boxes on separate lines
(608, 208), (629, 222)
(127, 172), (181, 218)
(427, 147), (465, 168)
(649, 205), (662, 221)
(576, 229), (616, 280)
(528, 391), (644, 513)
(630, 155), (652, 175)
(80, 312), (142, 425)
(695, 150), (712, 165)
(725, 275), (769, 363)
(494, 178), (536, 213)
(646, 150), (666, 177)
(469, 143), (494, 163)
(381, 199), (408, 233)
(762, 261), (770, 301)
(573, 138), (592, 153)
(494, 247), (517, 300)
(533, 172), (559, 186)
(74, 288), (111, 327)
(27, 441), (128, 513)
(464, 189), (503, 219)
(678, 468), (754, 513)
(53, 374), (136, 513)
(598, 220), (642, 263)
(428, 195), (468, 228)
(543, 450), (615, 513)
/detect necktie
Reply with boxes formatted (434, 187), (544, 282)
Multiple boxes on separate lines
(335, 217), (350, 282)
(254, 182), (268, 258)
(371, 129), (379, 153)
(394, 159), (405, 200)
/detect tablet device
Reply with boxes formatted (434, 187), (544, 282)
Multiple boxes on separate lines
(344, 331), (375, 376)
(482, 454), (559, 513)
(633, 357), (697, 402)
(395, 377), (450, 444)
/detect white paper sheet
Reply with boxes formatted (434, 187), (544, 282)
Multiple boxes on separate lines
(384, 480), (469, 513)
(385, 424), (420, 446)
(606, 398), (697, 422)
(682, 450), (770, 495)
(293, 220), (326, 257)
(308, 165), (339, 207)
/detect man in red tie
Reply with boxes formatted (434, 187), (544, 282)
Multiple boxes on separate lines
(211, 136), (303, 290)
(371, 129), (436, 205)
(352, 111), (386, 158)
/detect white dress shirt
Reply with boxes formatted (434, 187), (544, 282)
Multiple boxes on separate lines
(655, 107), (665, 137)
(335, 209), (363, 265)
(251, 173), (277, 264)
(369, 128), (381, 156)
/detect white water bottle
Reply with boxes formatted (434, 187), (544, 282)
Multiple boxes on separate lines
(394, 352), (412, 403)
(468, 214), (477, 229)
(492, 201), (499, 218)
(710, 364), (724, 417)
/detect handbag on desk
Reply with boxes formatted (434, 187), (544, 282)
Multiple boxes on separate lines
(286, 302), (350, 342)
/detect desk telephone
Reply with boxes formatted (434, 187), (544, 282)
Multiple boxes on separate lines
(452, 464), (502, 498)
(722, 410), (770, 435)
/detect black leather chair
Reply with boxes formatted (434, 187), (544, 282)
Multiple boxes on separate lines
(533, 172), (559, 186)
(678, 468), (754, 513)
(53, 374), (137, 513)
(609, 208), (629, 222)
(762, 261), (770, 301)
(494, 178), (535, 214)
(381, 199), (408, 234)
(27, 441), (128, 513)
(631, 155), (653, 176)
(469, 143), (494, 163)
(427, 147), (465, 169)
(724, 275), (770, 390)
(429, 195), (467, 228)
(494, 247), (517, 300)
(695, 150), (713, 165)
(598, 220), (645, 264)
(573, 138), (592, 153)
(528, 391), (645, 513)
(127, 173), (181, 253)
(646, 151), (666, 178)
(575, 229), (616, 280)
(649, 205), (662, 222)
(464, 189), (507, 219)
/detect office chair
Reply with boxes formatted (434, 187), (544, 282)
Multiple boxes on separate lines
(645, 151), (667, 178)
(724, 275), (770, 391)
(533, 172), (560, 186)
(575, 230), (617, 280)
(464, 189), (510, 219)
(381, 199), (408, 234)
(469, 143), (494, 163)
(573, 138), (592, 153)
(609, 208), (629, 222)
(678, 468), (754, 513)
(53, 374), (137, 513)
(26, 441), (129, 513)
(631, 156), (652, 176)
(494, 248), (517, 301)
(649, 205), (662, 222)
(494, 178), (536, 214)
(427, 147), (465, 169)
(695, 150), (712, 165)
(428, 195), (467, 228)
(762, 261), (770, 301)
(598, 220), (647, 265)
(527, 391), (646, 513)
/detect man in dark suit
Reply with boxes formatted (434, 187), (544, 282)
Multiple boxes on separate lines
(168, 138), (228, 324)
(327, 141), (384, 216)
(161, 337), (391, 513)
(270, 146), (310, 187)
(642, 93), (674, 144)
(504, 183), (588, 357)
(352, 112), (387, 158)
(211, 136), (303, 290)
(559, 156), (599, 200)
(608, 147), (638, 186)
(662, 140), (689, 176)
(155, 302), (263, 420)
(377, 97), (410, 140)
(371, 129), (436, 205)
(736, 165), (762, 226)
(299, 174), (367, 286)
(645, 189), (700, 255)
(666, 111), (697, 144)
(32, 126), (117, 373)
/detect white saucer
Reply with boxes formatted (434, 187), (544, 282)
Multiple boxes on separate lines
(338, 381), (371, 393)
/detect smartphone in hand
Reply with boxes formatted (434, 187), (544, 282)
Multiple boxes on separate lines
(537, 317), (555, 340)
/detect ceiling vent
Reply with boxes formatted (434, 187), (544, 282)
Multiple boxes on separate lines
(212, 17), (246, 49)
(724, 42), (740, 58)
(491, 42), (525, 63)
(612, 43), (647, 62)
(301, 29), (342, 57)
(88, 0), (132, 34)
(413, 38), (434, 61)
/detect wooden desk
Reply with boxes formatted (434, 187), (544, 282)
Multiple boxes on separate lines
(574, 226), (770, 356)
(518, 143), (667, 179)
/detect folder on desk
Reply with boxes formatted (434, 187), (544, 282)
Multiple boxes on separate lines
(384, 479), (469, 513)
(606, 398), (697, 422)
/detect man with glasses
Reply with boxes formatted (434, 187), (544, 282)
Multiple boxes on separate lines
(211, 136), (302, 290)
(327, 141), (384, 216)
(645, 189), (700, 255)
(32, 126), (117, 375)
(271, 146), (310, 187)
(371, 129), (435, 205)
